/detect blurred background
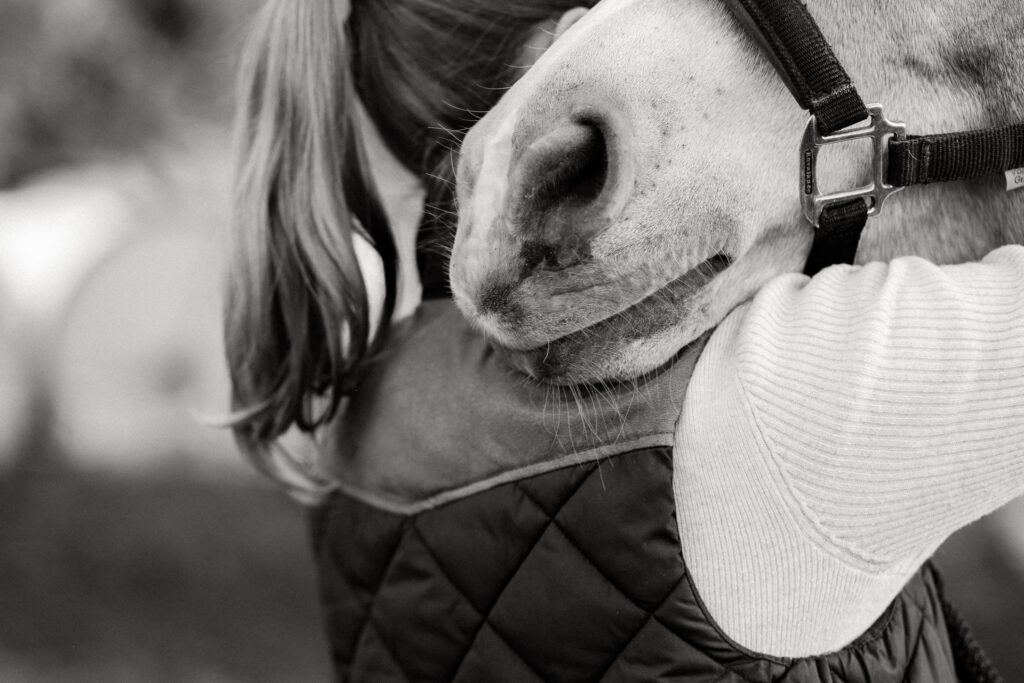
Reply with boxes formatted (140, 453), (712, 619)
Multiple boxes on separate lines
(0, 0), (1020, 681)
(0, 0), (328, 680)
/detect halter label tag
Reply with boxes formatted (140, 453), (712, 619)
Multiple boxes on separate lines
(1007, 168), (1024, 191)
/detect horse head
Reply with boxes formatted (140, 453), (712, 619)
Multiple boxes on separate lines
(451, 0), (1024, 384)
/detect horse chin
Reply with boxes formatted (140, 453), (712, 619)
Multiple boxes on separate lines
(491, 254), (730, 385)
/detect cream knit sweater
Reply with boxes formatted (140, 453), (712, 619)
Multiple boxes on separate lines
(676, 245), (1024, 657)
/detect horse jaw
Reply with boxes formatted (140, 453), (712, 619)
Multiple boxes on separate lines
(451, 0), (1024, 384)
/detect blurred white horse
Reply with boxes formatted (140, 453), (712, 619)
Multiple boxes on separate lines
(450, 0), (1024, 384)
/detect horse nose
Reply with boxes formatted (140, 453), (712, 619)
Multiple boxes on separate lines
(505, 113), (633, 274)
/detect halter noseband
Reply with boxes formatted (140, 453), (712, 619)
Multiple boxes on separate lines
(725, 0), (1024, 275)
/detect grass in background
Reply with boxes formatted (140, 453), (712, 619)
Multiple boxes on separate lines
(0, 463), (329, 682)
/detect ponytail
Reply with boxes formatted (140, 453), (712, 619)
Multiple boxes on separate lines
(225, 0), (396, 494)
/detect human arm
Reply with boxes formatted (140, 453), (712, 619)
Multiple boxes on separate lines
(674, 245), (1024, 655)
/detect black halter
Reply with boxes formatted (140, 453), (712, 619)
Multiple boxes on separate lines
(725, 0), (1024, 275)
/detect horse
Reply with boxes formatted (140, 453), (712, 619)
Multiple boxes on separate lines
(445, 0), (1024, 660)
(449, 0), (1024, 384)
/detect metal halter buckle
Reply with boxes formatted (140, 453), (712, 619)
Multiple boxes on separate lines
(800, 103), (906, 227)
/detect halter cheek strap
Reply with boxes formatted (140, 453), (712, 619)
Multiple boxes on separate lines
(725, 0), (1024, 276)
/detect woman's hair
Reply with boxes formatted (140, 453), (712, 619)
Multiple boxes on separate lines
(227, 0), (593, 492)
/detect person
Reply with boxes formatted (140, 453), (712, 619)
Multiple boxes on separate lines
(225, 0), (592, 496)
(225, 0), (1020, 680)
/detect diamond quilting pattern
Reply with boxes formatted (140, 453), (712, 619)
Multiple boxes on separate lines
(371, 528), (485, 681)
(550, 451), (682, 610)
(414, 482), (553, 615)
(452, 623), (546, 683)
(314, 447), (974, 683)
(314, 494), (407, 669)
(318, 562), (374, 662)
(320, 495), (406, 595)
(597, 614), (747, 683)
(513, 458), (597, 517)
(350, 620), (413, 682)
(487, 519), (651, 681)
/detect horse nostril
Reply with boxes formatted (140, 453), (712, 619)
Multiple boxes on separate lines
(519, 121), (609, 212)
(505, 114), (632, 280)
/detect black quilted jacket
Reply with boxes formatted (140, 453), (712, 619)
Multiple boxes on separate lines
(312, 301), (1001, 682)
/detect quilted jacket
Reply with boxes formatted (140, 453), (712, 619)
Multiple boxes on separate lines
(312, 300), (1001, 682)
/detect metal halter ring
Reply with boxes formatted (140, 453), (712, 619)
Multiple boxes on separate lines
(800, 104), (906, 227)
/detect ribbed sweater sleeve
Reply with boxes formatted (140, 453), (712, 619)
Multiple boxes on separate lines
(675, 245), (1024, 656)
